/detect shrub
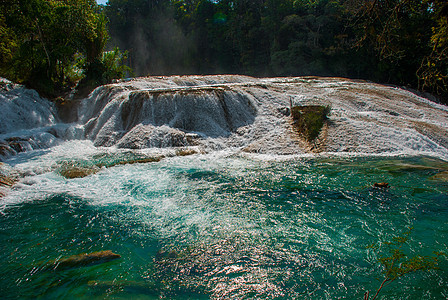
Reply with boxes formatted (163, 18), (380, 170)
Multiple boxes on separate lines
(291, 105), (330, 141)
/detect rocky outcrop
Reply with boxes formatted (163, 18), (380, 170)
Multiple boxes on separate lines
(0, 79), (57, 134)
(77, 76), (448, 158)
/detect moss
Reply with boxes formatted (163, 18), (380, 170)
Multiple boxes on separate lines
(291, 105), (330, 141)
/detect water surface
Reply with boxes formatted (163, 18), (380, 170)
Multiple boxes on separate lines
(1, 145), (447, 299)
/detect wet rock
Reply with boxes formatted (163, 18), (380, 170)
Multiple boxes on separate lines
(51, 250), (121, 270)
(373, 182), (390, 188)
(430, 171), (448, 181)
(115, 124), (190, 149)
(0, 142), (16, 160)
(0, 163), (18, 197)
(278, 106), (290, 116)
(185, 133), (201, 145)
(99, 156), (163, 167)
(57, 163), (100, 179)
(175, 148), (199, 156)
(52, 97), (80, 123)
(6, 137), (33, 153)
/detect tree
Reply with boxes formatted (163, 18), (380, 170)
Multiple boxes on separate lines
(347, 0), (448, 99)
(0, 0), (128, 97)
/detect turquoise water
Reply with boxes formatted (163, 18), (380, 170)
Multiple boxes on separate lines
(1, 150), (448, 299)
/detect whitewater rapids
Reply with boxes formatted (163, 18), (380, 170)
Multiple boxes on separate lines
(1, 75), (448, 160)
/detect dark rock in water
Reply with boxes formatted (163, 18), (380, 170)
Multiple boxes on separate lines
(0, 174), (15, 187)
(175, 148), (199, 156)
(98, 156), (164, 167)
(51, 250), (121, 270)
(373, 182), (390, 188)
(0, 142), (16, 160)
(52, 97), (80, 123)
(430, 171), (448, 181)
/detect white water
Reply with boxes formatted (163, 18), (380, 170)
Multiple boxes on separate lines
(0, 79), (80, 160)
(1, 76), (448, 299)
(1, 75), (448, 162)
(75, 75), (448, 159)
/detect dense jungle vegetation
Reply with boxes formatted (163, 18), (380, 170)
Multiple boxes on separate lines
(1, 0), (447, 102)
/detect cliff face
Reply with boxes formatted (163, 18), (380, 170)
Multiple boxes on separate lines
(77, 75), (448, 159)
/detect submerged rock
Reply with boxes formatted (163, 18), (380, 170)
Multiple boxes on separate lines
(373, 182), (390, 188)
(430, 171), (448, 181)
(51, 250), (121, 270)
(57, 152), (165, 179)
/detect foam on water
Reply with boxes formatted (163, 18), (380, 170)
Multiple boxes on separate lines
(1, 76), (448, 298)
(0, 80), (57, 134)
(1, 148), (447, 299)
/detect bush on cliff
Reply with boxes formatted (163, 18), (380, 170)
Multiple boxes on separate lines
(291, 105), (330, 141)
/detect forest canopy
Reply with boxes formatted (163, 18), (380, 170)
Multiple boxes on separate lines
(0, 0), (129, 96)
(0, 0), (447, 101)
(103, 0), (448, 101)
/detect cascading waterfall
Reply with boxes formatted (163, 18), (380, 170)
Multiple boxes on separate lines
(74, 75), (448, 158)
(0, 75), (447, 299)
(83, 87), (256, 148)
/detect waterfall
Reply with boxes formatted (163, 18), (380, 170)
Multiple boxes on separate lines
(2, 75), (448, 160)
(0, 79), (79, 160)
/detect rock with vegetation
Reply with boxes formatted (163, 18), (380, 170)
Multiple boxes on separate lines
(291, 105), (330, 142)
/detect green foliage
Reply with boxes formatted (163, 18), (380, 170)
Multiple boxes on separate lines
(79, 47), (132, 92)
(0, 0), (130, 97)
(365, 227), (446, 300)
(291, 105), (330, 141)
(101, 0), (447, 101)
(348, 0), (448, 99)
